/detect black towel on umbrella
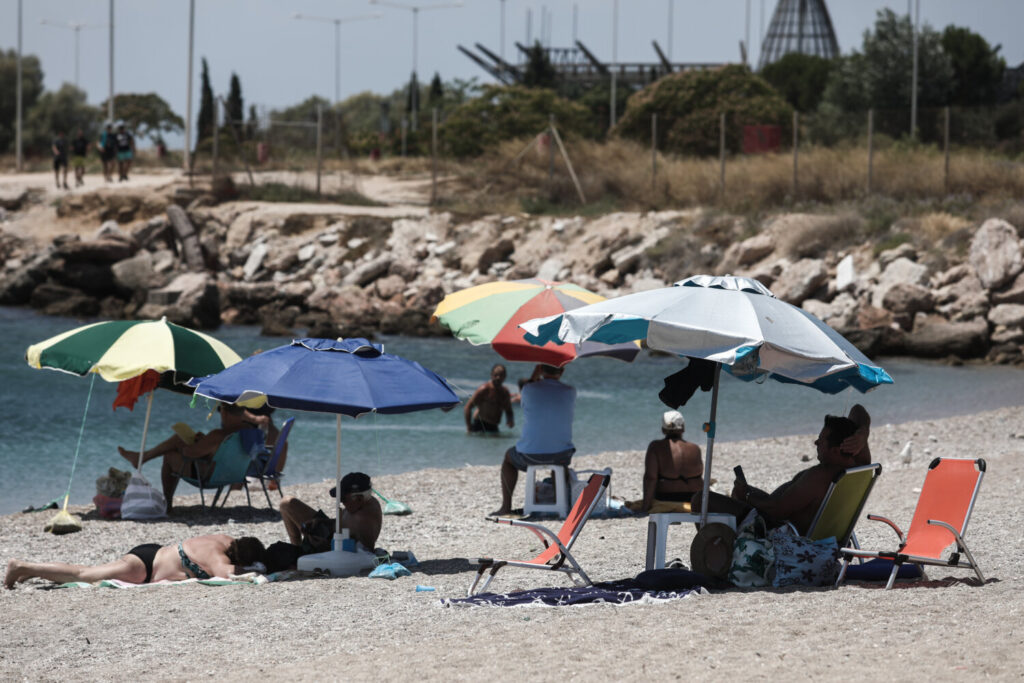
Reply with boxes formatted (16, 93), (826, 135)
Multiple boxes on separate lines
(658, 358), (717, 408)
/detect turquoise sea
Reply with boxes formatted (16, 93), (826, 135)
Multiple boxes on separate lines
(2, 305), (1024, 515)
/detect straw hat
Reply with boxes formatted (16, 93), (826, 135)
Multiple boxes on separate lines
(689, 522), (737, 579)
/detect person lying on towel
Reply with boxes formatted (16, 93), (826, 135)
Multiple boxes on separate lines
(4, 534), (266, 588)
(696, 415), (859, 535)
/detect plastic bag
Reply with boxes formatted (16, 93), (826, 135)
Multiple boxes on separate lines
(120, 472), (167, 520)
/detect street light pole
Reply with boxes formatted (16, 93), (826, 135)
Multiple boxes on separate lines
(16, 0), (22, 172)
(610, 0), (618, 129)
(667, 0), (673, 61)
(184, 0), (195, 174)
(40, 20), (105, 89)
(108, 0), (114, 121)
(910, 0), (920, 139)
(499, 0), (505, 62)
(293, 13), (380, 106)
(369, 1), (462, 132)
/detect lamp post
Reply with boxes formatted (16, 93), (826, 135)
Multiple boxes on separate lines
(16, 0), (22, 171)
(369, 1), (463, 132)
(293, 12), (381, 105)
(499, 0), (506, 62)
(108, 0), (114, 121)
(40, 20), (104, 88)
(184, 0), (195, 174)
(610, 0), (618, 129)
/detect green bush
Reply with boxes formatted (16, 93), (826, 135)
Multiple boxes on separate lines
(440, 85), (600, 158)
(614, 65), (792, 157)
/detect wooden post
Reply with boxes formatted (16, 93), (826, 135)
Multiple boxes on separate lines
(651, 112), (657, 188)
(792, 110), (799, 197)
(719, 111), (726, 198)
(944, 106), (951, 193)
(316, 104), (323, 196)
(548, 114), (555, 184)
(550, 124), (587, 204)
(867, 108), (874, 194)
(431, 107), (438, 206)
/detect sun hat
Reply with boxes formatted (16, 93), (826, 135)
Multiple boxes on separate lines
(689, 522), (737, 580)
(662, 410), (685, 432)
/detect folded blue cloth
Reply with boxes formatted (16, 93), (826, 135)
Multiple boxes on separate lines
(844, 558), (922, 581)
(368, 562), (411, 580)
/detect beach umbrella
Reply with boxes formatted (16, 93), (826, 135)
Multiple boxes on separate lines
(521, 274), (894, 523)
(190, 338), (459, 538)
(25, 317), (242, 522)
(430, 278), (640, 367)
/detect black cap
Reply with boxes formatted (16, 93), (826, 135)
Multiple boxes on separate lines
(329, 472), (372, 498)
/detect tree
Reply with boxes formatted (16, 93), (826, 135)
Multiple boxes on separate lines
(428, 72), (444, 109)
(196, 57), (214, 148)
(941, 26), (1005, 106)
(760, 53), (835, 112)
(226, 72), (244, 130)
(522, 41), (557, 90)
(24, 84), (100, 154)
(100, 93), (183, 144)
(0, 50), (45, 153)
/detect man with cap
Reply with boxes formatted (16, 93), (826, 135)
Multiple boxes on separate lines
(636, 410), (704, 513)
(279, 472), (382, 552)
(492, 364), (576, 516)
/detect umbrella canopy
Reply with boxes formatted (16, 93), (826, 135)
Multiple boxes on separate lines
(521, 274), (894, 523)
(27, 317), (242, 383)
(431, 278), (640, 367)
(191, 338), (460, 536)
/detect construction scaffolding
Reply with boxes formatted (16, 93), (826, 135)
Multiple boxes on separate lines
(758, 0), (840, 70)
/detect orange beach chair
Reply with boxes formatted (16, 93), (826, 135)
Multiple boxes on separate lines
(836, 457), (986, 589)
(468, 473), (611, 596)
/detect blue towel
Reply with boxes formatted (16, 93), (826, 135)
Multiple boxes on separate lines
(368, 562), (411, 580)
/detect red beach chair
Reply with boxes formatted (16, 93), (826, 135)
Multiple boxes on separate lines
(468, 473), (610, 596)
(836, 458), (986, 589)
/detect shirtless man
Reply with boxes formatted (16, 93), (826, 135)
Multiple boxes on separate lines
(464, 364), (514, 434)
(695, 415), (859, 535)
(844, 404), (872, 465)
(4, 534), (265, 588)
(279, 472), (383, 552)
(639, 410), (704, 513)
(117, 403), (251, 512)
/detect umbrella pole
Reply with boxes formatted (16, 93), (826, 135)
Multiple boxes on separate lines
(335, 414), (343, 537)
(699, 363), (722, 527)
(137, 391), (155, 474)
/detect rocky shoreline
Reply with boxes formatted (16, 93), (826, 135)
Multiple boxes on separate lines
(2, 179), (1024, 364)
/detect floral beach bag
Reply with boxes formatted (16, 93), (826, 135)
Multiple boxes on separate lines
(728, 509), (774, 587)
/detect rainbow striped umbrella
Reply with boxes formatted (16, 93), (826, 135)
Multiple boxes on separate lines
(431, 278), (640, 367)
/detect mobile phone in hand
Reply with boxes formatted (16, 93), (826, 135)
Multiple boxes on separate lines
(733, 465), (746, 484)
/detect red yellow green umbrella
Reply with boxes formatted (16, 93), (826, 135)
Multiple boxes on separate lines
(430, 278), (640, 367)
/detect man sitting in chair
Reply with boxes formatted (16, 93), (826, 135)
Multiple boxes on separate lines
(695, 415), (859, 535)
(492, 364), (576, 516)
(279, 472), (383, 553)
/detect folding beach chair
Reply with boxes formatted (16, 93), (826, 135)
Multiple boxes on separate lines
(836, 458), (986, 589)
(247, 417), (295, 507)
(175, 429), (264, 511)
(806, 463), (882, 549)
(468, 473), (610, 596)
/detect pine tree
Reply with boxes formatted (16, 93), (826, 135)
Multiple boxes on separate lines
(429, 73), (444, 108)
(226, 73), (244, 131)
(196, 57), (214, 148)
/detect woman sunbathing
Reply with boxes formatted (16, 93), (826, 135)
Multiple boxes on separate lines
(4, 534), (265, 589)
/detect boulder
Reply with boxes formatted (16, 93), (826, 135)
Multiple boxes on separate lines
(771, 258), (827, 305)
(95, 220), (132, 242)
(139, 272), (220, 329)
(903, 317), (990, 358)
(877, 243), (917, 269)
(536, 257), (564, 282)
(477, 239), (515, 274)
(835, 254), (856, 293)
(991, 271), (1024, 305)
(933, 263), (972, 288)
(226, 212), (258, 252)
(375, 274), (406, 300)
(803, 292), (858, 332)
(871, 257), (930, 308)
(0, 186), (29, 211)
(0, 251), (50, 305)
(991, 325), (1024, 345)
(112, 251), (160, 291)
(243, 242), (268, 280)
(166, 205), (206, 271)
(57, 238), (135, 263)
(987, 303), (1024, 328)
(734, 232), (775, 266)
(882, 283), (934, 316)
(51, 260), (116, 296)
(344, 255), (393, 287)
(935, 274), (989, 321)
(969, 218), (1022, 290)
(132, 217), (172, 250)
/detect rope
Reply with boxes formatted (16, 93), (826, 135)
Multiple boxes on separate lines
(57, 373), (96, 513)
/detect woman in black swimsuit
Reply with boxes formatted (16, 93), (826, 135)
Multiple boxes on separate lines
(4, 534), (265, 588)
(639, 410), (705, 513)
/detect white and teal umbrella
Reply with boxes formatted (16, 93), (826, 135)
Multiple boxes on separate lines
(521, 274), (894, 523)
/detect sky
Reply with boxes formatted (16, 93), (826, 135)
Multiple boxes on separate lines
(3, 0), (1023, 141)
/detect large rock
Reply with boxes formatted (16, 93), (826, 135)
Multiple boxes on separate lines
(882, 283), (934, 315)
(988, 303), (1024, 328)
(903, 317), (990, 358)
(51, 260), (116, 296)
(969, 218), (1022, 290)
(0, 251), (51, 304)
(935, 273), (989, 321)
(835, 254), (856, 293)
(112, 251), (161, 291)
(0, 186), (29, 211)
(226, 211), (258, 251)
(57, 238), (135, 263)
(871, 257), (930, 308)
(166, 205), (206, 271)
(477, 239), (515, 274)
(771, 258), (827, 305)
(344, 255), (393, 287)
(803, 292), (858, 332)
(991, 271), (1024, 305)
(139, 272), (220, 328)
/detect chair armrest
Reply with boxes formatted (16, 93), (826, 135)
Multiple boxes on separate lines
(866, 514), (905, 544)
(926, 519), (964, 549)
(503, 518), (567, 552)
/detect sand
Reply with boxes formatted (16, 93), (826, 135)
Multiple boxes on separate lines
(3, 406), (1024, 681)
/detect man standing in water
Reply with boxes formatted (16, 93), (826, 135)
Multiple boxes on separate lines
(464, 364), (514, 434)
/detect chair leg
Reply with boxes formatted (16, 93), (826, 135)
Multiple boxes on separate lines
(959, 543), (985, 584)
(884, 563), (900, 590)
(244, 484), (254, 518)
(836, 558), (850, 587)
(260, 480), (273, 508)
(213, 487), (225, 508)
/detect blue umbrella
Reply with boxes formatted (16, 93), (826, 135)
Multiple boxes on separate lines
(191, 338), (459, 542)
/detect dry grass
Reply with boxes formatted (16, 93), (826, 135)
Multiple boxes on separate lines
(443, 138), (1024, 215)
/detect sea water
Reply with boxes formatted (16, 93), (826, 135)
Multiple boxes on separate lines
(2, 305), (1023, 515)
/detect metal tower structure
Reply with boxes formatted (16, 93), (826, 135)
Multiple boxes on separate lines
(758, 0), (839, 70)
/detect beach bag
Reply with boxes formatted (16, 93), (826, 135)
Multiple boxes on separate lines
(569, 468), (611, 515)
(120, 472), (167, 520)
(769, 526), (840, 588)
(728, 510), (774, 587)
(92, 494), (122, 519)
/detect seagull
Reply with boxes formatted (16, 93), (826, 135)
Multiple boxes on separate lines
(899, 441), (913, 466)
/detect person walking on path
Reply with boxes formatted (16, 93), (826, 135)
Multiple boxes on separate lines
(70, 128), (89, 187)
(52, 131), (69, 190)
(115, 123), (135, 181)
(97, 123), (115, 182)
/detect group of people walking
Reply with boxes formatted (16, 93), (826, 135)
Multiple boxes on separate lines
(52, 122), (135, 189)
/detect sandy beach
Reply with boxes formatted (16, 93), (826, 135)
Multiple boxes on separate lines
(3, 405), (1024, 681)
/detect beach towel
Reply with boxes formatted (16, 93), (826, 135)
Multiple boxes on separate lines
(442, 578), (708, 608)
(56, 572), (270, 589)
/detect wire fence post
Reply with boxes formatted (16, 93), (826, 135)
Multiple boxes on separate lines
(944, 106), (951, 194)
(719, 112), (726, 200)
(867, 108), (874, 194)
(316, 103), (323, 197)
(431, 107), (438, 206)
(651, 112), (657, 188)
(792, 110), (799, 198)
